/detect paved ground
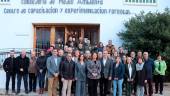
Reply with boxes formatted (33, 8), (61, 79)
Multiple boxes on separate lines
(0, 69), (169, 96)
(0, 83), (169, 96)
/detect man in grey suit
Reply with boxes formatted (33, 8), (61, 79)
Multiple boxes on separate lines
(100, 50), (113, 96)
(47, 49), (61, 96)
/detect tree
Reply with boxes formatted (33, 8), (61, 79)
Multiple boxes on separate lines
(118, 8), (170, 81)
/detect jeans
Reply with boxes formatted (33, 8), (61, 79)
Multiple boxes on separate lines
(38, 71), (46, 89)
(113, 79), (123, 96)
(17, 74), (28, 92)
(5, 72), (16, 91)
(136, 85), (144, 96)
(75, 80), (86, 96)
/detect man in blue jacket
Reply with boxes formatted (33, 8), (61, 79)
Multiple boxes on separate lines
(143, 52), (154, 96)
(47, 49), (61, 96)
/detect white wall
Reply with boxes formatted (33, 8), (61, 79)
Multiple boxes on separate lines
(0, 0), (170, 49)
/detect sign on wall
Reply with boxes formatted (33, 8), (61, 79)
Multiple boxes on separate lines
(1, 0), (132, 15)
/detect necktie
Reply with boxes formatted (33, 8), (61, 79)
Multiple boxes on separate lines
(158, 61), (161, 71)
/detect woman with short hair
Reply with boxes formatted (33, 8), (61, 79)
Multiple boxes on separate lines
(87, 52), (101, 96)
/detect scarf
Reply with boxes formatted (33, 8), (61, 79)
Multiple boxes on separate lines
(136, 63), (144, 71)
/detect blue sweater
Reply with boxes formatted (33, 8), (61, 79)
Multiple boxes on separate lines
(144, 58), (154, 79)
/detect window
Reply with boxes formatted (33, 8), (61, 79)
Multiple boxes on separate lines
(36, 27), (51, 49)
(84, 27), (99, 45)
(1, 0), (10, 2)
(124, 0), (157, 6)
(55, 27), (65, 43)
(33, 24), (100, 49)
(0, 0), (10, 5)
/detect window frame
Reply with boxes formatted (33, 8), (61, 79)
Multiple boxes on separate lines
(123, 0), (157, 6)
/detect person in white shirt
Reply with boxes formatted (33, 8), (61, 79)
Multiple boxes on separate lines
(125, 56), (136, 96)
(99, 50), (113, 96)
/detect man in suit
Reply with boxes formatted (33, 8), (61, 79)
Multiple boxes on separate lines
(3, 50), (16, 94)
(100, 50), (113, 96)
(125, 56), (136, 96)
(47, 49), (61, 96)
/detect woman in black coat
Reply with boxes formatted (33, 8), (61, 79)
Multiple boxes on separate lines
(36, 50), (47, 94)
(125, 56), (136, 96)
(135, 58), (147, 96)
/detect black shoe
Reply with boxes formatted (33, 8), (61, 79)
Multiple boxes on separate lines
(107, 91), (111, 94)
(12, 90), (15, 93)
(16, 91), (20, 95)
(5, 90), (8, 94)
(155, 92), (158, 94)
(33, 90), (36, 92)
(160, 92), (163, 95)
(25, 90), (29, 94)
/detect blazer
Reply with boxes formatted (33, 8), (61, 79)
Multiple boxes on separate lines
(46, 56), (61, 78)
(75, 62), (86, 81)
(87, 60), (101, 79)
(125, 63), (136, 81)
(100, 58), (113, 79)
(112, 62), (125, 80)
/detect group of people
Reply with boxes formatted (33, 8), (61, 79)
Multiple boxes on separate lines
(3, 37), (167, 96)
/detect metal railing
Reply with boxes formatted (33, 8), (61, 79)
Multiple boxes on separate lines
(0, 48), (42, 69)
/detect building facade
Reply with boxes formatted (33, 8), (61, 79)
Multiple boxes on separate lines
(0, 0), (170, 49)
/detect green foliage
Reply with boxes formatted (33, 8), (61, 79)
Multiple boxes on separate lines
(118, 8), (170, 80)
